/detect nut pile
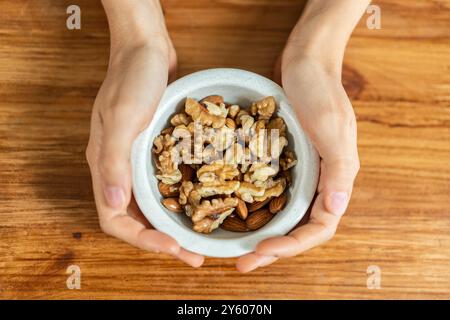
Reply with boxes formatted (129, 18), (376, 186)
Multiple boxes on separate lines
(153, 95), (297, 233)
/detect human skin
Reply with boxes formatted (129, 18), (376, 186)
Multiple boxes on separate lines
(86, 0), (203, 267)
(86, 0), (368, 270)
(236, 0), (370, 272)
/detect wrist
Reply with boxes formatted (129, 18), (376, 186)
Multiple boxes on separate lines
(282, 37), (343, 79)
(102, 0), (170, 53)
(283, 0), (370, 77)
(283, 17), (348, 76)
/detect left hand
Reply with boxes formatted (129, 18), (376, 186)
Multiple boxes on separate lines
(86, 40), (203, 268)
(236, 47), (360, 272)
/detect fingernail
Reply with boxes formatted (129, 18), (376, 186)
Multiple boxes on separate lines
(330, 192), (349, 215)
(104, 186), (125, 209)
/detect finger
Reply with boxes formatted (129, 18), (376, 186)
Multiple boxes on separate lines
(255, 156), (359, 258)
(256, 193), (340, 257)
(321, 157), (359, 216)
(98, 106), (150, 210)
(127, 195), (153, 228)
(103, 213), (180, 255)
(311, 106), (359, 216)
(87, 139), (178, 255)
(97, 54), (168, 209)
(236, 253), (279, 273)
(172, 248), (205, 268)
(273, 53), (282, 85)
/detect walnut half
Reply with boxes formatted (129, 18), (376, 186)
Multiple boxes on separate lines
(185, 98), (227, 128)
(191, 198), (239, 233)
(154, 95), (297, 234)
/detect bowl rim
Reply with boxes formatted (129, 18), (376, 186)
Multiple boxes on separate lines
(131, 68), (319, 258)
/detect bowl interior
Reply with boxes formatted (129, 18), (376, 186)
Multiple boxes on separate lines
(132, 68), (319, 257)
(147, 84), (301, 240)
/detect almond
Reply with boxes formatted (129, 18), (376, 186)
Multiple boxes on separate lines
(158, 181), (180, 197)
(248, 197), (272, 213)
(269, 192), (287, 214)
(179, 163), (195, 181)
(221, 215), (249, 232)
(236, 198), (248, 220)
(162, 198), (183, 213)
(246, 208), (273, 231)
(200, 95), (224, 105)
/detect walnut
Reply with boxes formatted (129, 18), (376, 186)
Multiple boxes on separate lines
(187, 121), (196, 133)
(240, 147), (252, 173)
(248, 129), (270, 162)
(252, 176), (278, 189)
(154, 95), (296, 234)
(172, 125), (192, 138)
(253, 177), (286, 202)
(224, 142), (244, 166)
(278, 169), (292, 186)
(235, 110), (249, 125)
(203, 101), (228, 118)
(155, 150), (182, 185)
(197, 162), (239, 183)
(203, 126), (235, 151)
(250, 96), (276, 120)
(249, 129), (288, 161)
(236, 113), (254, 144)
(153, 135), (164, 154)
(267, 117), (286, 137)
(179, 181), (194, 205)
(239, 114), (254, 135)
(185, 97), (226, 128)
(185, 204), (194, 217)
(201, 145), (220, 164)
(196, 180), (240, 198)
(193, 208), (235, 233)
(192, 197), (238, 223)
(156, 171), (182, 185)
(225, 118), (236, 129)
(153, 134), (182, 185)
(170, 113), (190, 126)
(201, 95), (224, 105)
(245, 162), (278, 183)
(228, 104), (240, 119)
(152, 134), (176, 154)
(269, 135), (288, 159)
(235, 181), (266, 203)
(161, 126), (174, 136)
(186, 193), (239, 234)
(251, 119), (266, 135)
(280, 150), (298, 171)
(172, 125), (193, 161)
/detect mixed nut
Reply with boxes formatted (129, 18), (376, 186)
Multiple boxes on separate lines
(152, 95), (297, 233)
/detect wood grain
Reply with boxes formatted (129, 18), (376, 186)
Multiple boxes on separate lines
(0, 0), (449, 299)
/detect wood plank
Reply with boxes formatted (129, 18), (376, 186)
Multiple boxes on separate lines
(0, 0), (449, 299)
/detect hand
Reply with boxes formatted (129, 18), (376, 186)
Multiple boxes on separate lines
(236, 48), (360, 272)
(86, 39), (204, 267)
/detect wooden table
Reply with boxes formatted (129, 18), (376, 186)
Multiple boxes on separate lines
(1, 0), (449, 299)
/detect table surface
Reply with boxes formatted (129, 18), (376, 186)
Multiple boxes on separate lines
(0, 0), (449, 299)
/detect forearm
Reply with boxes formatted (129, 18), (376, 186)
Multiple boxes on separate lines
(101, 0), (169, 53)
(285, 0), (371, 74)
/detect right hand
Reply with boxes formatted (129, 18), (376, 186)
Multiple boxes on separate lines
(86, 38), (204, 267)
(237, 44), (360, 272)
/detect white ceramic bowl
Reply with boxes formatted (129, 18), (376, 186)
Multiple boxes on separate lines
(131, 68), (319, 258)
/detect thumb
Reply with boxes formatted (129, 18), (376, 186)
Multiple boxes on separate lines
(99, 108), (153, 210)
(320, 156), (360, 217)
